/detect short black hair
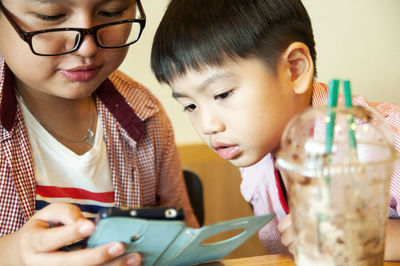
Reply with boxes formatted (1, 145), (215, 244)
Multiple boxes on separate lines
(151, 0), (317, 85)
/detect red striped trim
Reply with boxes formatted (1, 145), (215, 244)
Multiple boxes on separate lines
(274, 169), (290, 214)
(36, 185), (114, 203)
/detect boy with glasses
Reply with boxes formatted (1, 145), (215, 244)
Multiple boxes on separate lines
(0, 0), (197, 265)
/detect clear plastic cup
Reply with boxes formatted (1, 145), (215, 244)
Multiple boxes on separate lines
(276, 105), (398, 266)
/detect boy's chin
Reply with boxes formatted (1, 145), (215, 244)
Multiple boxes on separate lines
(228, 156), (264, 168)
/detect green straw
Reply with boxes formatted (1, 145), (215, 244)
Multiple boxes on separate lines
(318, 79), (339, 252)
(317, 79), (356, 254)
(343, 80), (357, 150)
(325, 79), (339, 154)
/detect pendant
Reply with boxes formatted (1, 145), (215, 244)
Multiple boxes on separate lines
(86, 129), (95, 146)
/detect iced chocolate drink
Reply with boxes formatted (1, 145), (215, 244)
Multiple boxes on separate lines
(276, 106), (397, 266)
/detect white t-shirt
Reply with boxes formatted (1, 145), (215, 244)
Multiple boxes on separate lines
(19, 99), (114, 220)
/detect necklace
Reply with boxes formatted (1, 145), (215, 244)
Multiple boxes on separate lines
(16, 92), (95, 146)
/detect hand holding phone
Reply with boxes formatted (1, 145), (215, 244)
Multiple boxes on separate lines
(2, 203), (135, 266)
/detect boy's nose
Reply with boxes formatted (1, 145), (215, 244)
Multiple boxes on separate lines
(199, 111), (225, 135)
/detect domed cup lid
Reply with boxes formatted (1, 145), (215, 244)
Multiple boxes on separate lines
(276, 105), (398, 178)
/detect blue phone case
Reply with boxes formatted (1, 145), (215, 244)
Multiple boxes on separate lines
(87, 213), (275, 266)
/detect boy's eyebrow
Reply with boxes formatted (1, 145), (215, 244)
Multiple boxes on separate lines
(171, 73), (232, 99)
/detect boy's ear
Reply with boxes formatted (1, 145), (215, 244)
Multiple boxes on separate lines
(280, 42), (314, 95)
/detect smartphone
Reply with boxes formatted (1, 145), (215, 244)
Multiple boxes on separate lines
(96, 206), (185, 221)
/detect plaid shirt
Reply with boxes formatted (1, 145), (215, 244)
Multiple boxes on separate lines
(240, 81), (400, 254)
(0, 56), (197, 236)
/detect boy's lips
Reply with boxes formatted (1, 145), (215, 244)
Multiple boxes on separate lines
(212, 142), (240, 160)
(59, 65), (100, 81)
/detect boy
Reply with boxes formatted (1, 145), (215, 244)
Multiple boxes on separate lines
(150, 0), (400, 260)
(0, 0), (197, 265)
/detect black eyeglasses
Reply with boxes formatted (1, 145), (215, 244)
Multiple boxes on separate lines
(0, 0), (146, 56)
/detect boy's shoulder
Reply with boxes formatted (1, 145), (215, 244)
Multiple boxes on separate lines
(311, 80), (400, 142)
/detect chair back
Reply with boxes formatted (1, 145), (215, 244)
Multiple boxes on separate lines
(183, 169), (204, 226)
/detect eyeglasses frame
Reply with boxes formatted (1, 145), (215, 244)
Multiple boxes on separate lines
(0, 0), (146, 56)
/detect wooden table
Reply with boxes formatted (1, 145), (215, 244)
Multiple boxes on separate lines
(200, 254), (400, 266)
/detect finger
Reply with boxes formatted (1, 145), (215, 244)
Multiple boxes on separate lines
(277, 214), (292, 233)
(288, 243), (296, 256)
(33, 242), (128, 266)
(103, 253), (142, 266)
(28, 203), (95, 251)
(33, 202), (86, 225)
(32, 218), (95, 252)
(280, 225), (294, 247)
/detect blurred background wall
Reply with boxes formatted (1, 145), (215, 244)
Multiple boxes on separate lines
(120, 0), (400, 145)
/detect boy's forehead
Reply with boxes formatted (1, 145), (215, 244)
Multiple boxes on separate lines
(171, 56), (262, 87)
(172, 66), (231, 89)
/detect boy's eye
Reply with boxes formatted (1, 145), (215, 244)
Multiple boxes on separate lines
(215, 90), (234, 100)
(183, 104), (197, 112)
